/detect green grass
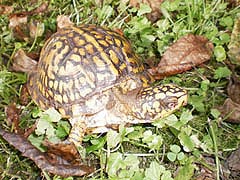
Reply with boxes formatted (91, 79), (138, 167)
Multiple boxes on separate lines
(0, 0), (240, 179)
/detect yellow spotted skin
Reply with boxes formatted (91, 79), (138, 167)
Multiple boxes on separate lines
(131, 84), (188, 121)
(26, 24), (188, 147)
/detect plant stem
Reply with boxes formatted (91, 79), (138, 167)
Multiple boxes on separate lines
(208, 118), (220, 180)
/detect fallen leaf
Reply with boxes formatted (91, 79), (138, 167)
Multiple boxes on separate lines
(29, 20), (45, 38)
(226, 148), (240, 179)
(129, 0), (164, 22)
(149, 34), (214, 79)
(0, 127), (95, 177)
(8, 14), (30, 41)
(8, 2), (48, 41)
(218, 98), (240, 123)
(0, 5), (13, 15)
(4, 103), (22, 134)
(228, 16), (240, 64)
(57, 15), (74, 30)
(10, 2), (48, 17)
(30, 2), (48, 15)
(9, 14), (28, 28)
(12, 49), (37, 73)
(194, 156), (216, 180)
(227, 75), (240, 103)
(227, 0), (240, 7)
(43, 140), (80, 163)
(23, 122), (37, 138)
(20, 84), (30, 106)
(195, 168), (216, 180)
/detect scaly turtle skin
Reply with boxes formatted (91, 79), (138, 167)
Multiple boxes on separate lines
(25, 24), (187, 147)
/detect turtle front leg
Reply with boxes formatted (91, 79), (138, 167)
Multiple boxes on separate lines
(68, 118), (87, 147)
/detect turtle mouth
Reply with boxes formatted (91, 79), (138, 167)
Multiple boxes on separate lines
(179, 92), (188, 107)
(178, 94), (188, 107)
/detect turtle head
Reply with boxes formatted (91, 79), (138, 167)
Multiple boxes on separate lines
(132, 84), (188, 121)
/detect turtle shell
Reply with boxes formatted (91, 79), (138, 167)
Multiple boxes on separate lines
(28, 24), (149, 117)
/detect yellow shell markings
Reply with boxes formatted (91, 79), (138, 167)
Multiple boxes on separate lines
(53, 49), (96, 99)
(109, 49), (119, 65)
(39, 38), (79, 105)
(29, 25), (166, 118)
(78, 48), (86, 56)
(44, 41), (64, 79)
(98, 40), (109, 47)
(93, 56), (106, 71)
(81, 30), (104, 53)
(63, 94), (68, 103)
(100, 51), (119, 76)
(85, 43), (95, 54)
(119, 63), (127, 71)
(53, 80), (58, 90)
(120, 44), (144, 74)
(140, 76), (149, 87)
(54, 94), (63, 104)
(73, 36), (86, 47)
(57, 55), (81, 76)
(47, 87), (54, 98)
(58, 80), (64, 94)
(36, 39), (71, 107)
(114, 37), (122, 47)
(104, 35), (114, 45)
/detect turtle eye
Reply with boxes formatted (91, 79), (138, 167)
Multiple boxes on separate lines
(163, 97), (178, 109)
(167, 102), (177, 109)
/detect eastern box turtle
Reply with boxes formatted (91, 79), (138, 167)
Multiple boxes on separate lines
(15, 24), (188, 147)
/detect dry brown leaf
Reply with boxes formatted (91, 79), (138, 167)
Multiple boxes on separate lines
(195, 167), (216, 180)
(218, 98), (240, 123)
(149, 34), (213, 79)
(227, 75), (240, 103)
(227, 0), (240, 7)
(0, 5), (13, 15)
(12, 49), (37, 73)
(4, 103), (22, 134)
(23, 122), (37, 138)
(20, 84), (30, 106)
(10, 2), (48, 17)
(43, 141), (80, 164)
(227, 148), (240, 171)
(218, 74), (240, 123)
(226, 148), (240, 179)
(9, 14), (28, 28)
(129, 0), (164, 22)
(29, 20), (45, 38)
(30, 2), (48, 15)
(0, 127), (94, 177)
(8, 2), (48, 41)
(8, 14), (30, 41)
(194, 156), (216, 180)
(57, 15), (74, 30)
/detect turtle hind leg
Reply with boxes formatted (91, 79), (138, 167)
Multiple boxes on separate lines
(42, 118), (87, 160)
(68, 118), (87, 147)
